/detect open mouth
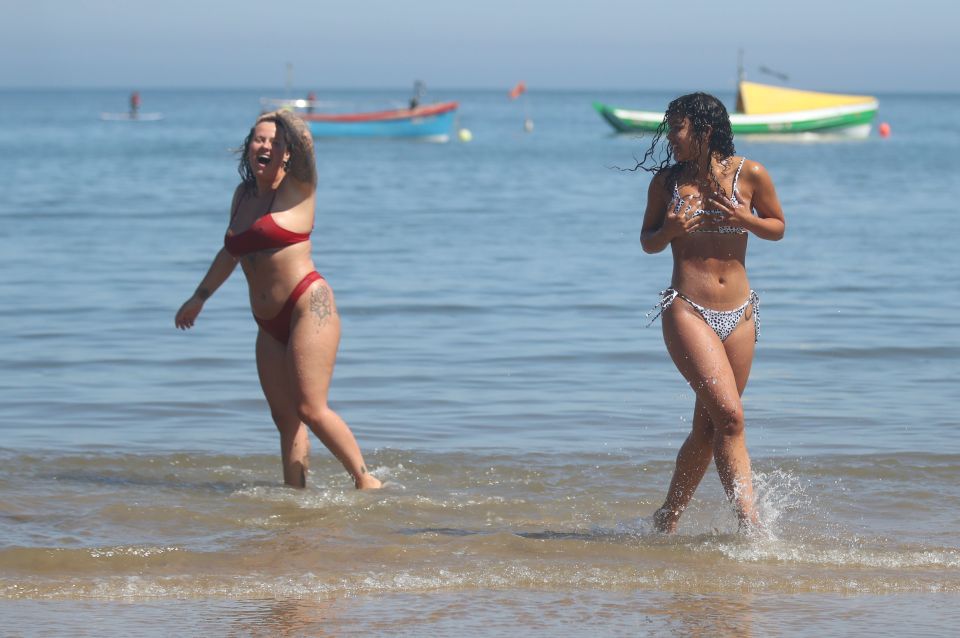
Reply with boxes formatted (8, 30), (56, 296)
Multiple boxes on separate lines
(256, 154), (271, 166)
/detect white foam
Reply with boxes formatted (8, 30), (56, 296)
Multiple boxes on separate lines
(87, 546), (181, 559)
(711, 539), (960, 569)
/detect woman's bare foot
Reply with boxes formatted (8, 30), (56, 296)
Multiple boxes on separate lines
(355, 473), (382, 489)
(737, 509), (766, 536)
(653, 506), (681, 534)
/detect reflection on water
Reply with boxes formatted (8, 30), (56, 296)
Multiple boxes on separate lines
(5, 591), (959, 636)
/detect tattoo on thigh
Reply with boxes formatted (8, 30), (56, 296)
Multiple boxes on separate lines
(310, 284), (335, 327)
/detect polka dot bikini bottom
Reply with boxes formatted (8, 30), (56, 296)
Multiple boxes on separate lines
(647, 288), (760, 343)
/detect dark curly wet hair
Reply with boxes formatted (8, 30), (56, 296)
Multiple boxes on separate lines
(238, 111), (317, 195)
(627, 92), (736, 189)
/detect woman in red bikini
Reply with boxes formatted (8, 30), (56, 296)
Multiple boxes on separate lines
(175, 110), (381, 490)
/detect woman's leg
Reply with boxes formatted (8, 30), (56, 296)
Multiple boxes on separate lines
(716, 304), (758, 527)
(653, 399), (714, 532)
(655, 299), (757, 531)
(256, 330), (311, 487)
(287, 279), (381, 489)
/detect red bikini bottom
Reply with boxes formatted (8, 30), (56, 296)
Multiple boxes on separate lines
(254, 271), (325, 345)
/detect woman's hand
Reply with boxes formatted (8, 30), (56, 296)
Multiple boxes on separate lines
(704, 190), (751, 229)
(662, 194), (710, 238)
(174, 295), (205, 330)
(272, 109), (317, 187)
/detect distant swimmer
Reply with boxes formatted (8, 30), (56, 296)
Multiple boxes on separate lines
(635, 93), (786, 533)
(306, 91), (316, 114)
(129, 91), (141, 118)
(174, 110), (382, 490)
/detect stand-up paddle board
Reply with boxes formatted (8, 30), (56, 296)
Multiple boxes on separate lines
(100, 112), (164, 121)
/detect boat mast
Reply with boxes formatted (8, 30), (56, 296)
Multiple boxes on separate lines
(735, 49), (745, 113)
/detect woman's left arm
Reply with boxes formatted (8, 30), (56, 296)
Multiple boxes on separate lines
(710, 161), (786, 241)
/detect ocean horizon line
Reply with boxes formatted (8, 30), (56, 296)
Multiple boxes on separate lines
(2, 85), (956, 97)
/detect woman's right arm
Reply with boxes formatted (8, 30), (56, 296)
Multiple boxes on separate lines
(175, 187), (242, 330)
(641, 173), (679, 253)
(174, 248), (239, 330)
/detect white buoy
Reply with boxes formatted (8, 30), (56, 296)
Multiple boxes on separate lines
(458, 128), (473, 142)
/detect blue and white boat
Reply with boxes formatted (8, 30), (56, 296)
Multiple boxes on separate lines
(261, 98), (459, 142)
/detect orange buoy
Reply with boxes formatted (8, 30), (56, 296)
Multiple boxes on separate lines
(878, 122), (891, 138)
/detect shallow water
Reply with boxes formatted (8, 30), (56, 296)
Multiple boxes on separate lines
(1, 88), (958, 633)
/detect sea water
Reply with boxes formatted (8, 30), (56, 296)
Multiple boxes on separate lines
(1, 88), (959, 635)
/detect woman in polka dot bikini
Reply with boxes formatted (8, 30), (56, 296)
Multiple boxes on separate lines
(638, 93), (786, 533)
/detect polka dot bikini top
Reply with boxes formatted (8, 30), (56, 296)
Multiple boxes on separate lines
(672, 158), (748, 235)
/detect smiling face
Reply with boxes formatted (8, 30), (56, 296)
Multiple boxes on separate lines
(666, 116), (708, 163)
(247, 120), (290, 179)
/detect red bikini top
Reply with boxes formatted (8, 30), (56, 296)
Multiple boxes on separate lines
(224, 191), (312, 257)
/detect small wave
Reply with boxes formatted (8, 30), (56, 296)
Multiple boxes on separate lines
(231, 484), (358, 508)
(708, 540), (960, 570)
(86, 546), (181, 559)
(0, 545), (185, 573)
(5, 559), (959, 600)
(775, 345), (960, 361)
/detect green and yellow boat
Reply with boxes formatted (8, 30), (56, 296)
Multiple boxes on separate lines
(594, 81), (879, 139)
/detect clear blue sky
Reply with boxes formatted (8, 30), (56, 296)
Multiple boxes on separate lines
(5, 0), (957, 92)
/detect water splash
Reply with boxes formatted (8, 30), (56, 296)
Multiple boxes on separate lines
(751, 467), (813, 537)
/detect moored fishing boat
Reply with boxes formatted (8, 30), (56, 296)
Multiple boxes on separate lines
(260, 97), (459, 142)
(594, 81), (879, 139)
(303, 101), (459, 141)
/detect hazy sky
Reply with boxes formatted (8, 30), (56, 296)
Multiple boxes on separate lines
(5, 0), (957, 92)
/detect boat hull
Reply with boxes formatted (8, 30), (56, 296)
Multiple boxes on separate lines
(593, 101), (878, 138)
(300, 102), (458, 141)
